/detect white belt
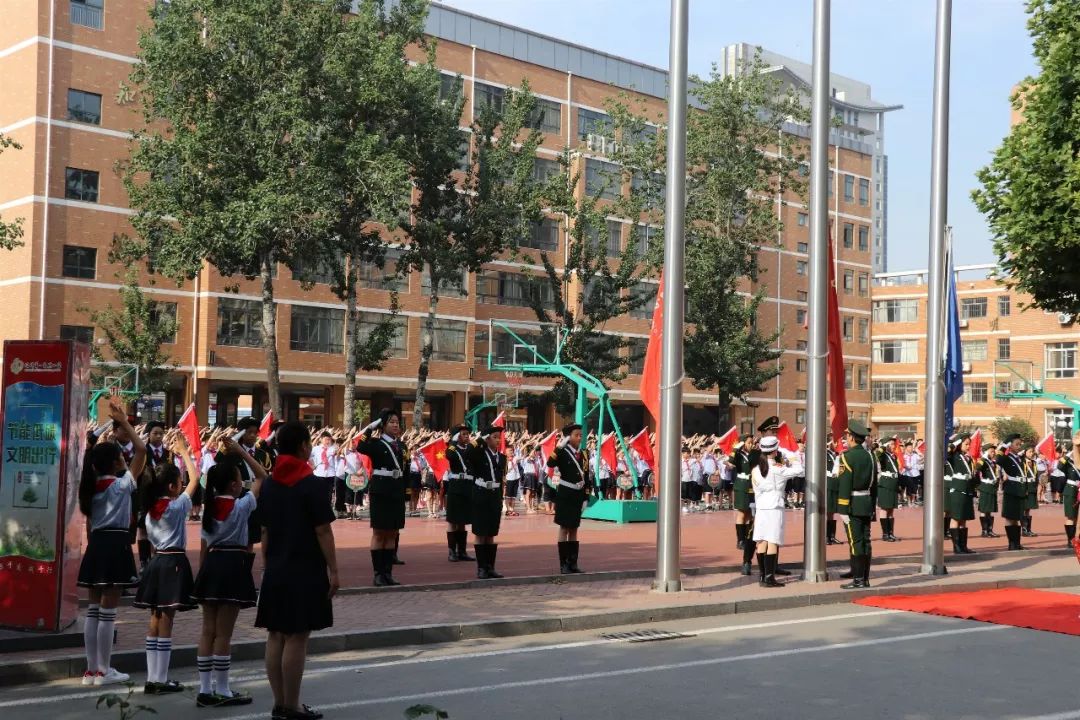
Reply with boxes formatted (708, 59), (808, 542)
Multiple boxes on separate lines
(736, 473), (749, 480)
(1005, 477), (1024, 483)
(980, 479), (997, 485)
(474, 479), (500, 490)
(879, 472), (896, 478)
(1068, 480), (1080, 487)
(559, 480), (585, 491)
(372, 469), (402, 478)
(446, 473), (474, 481)
(852, 490), (871, 497)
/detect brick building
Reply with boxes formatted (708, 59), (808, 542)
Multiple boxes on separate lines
(0, 0), (894, 433)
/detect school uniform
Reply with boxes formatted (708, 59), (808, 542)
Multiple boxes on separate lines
(751, 458), (804, 546)
(467, 441), (507, 578)
(78, 472), (141, 588)
(522, 455), (541, 494)
(310, 444), (338, 499)
(504, 453), (521, 502)
(134, 493), (196, 610)
(548, 444), (590, 529)
(191, 493), (258, 607)
(354, 434), (407, 531)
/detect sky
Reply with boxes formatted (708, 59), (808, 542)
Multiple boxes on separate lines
(439, 0), (1038, 273)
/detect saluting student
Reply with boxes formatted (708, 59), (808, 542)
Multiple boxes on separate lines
(945, 434), (977, 554)
(977, 445), (1001, 538)
(876, 438), (902, 542)
(467, 425), (508, 579)
(1022, 446), (1040, 537)
(443, 425), (475, 562)
(750, 436), (804, 587)
(547, 423), (590, 574)
(1059, 433), (1080, 549)
(826, 436), (843, 546)
(356, 409), (408, 587)
(997, 434), (1028, 550)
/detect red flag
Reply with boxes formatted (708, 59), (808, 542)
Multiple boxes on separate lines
(177, 403), (202, 463)
(257, 410), (275, 441)
(826, 232), (849, 442)
(917, 439), (926, 455)
(1036, 432), (1057, 463)
(639, 274), (664, 426)
(893, 438), (906, 472)
(628, 428), (655, 471)
(968, 429), (982, 462)
(492, 411), (506, 453)
(600, 433), (617, 476)
(419, 437), (450, 482)
(541, 430), (559, 478)
(716, 426), (739, 455)
(776, 422), (799, 453)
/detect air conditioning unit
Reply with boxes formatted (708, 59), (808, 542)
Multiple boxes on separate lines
(586, 133), (617, 155)
(961, 362), (972, 373)
(1058, 313), (1073, 325)
(208, 350), (216, 366)
(958, 318), (968, 328)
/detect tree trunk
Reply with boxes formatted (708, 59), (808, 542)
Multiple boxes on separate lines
(342, 255), (358, 428)
(413, 287), (439, 431)
(717, 390), (731, 434)
(260, 251), (283, 419)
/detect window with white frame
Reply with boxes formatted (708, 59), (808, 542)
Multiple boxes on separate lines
(1046, 342), (1077, 379)
(961, 339), (988, 361)
(872, 340), (918, 364)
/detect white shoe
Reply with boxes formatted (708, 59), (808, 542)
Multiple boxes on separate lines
(81, 671), (99, 686)
(94, 668), (130, 686)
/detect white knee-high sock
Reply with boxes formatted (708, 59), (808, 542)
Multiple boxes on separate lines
(196, 656), (213, 694)
(84, 605), (100, 674)
(212, 655), (231, 696)
(145, 637), (159, 683)
(156, 638), (172, 683)
(96, 608), (117, 673)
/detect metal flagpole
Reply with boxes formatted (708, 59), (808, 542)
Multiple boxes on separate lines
(922, 0), (953, 576)
(802, 0), (831, 583)
(654, 0), (689, 594)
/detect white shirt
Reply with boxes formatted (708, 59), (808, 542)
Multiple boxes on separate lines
(90, 471), (137, 531)
(751, 458), (805, 510)
(201, 492), (257, 547)
(701, 454), (717, 476)
(311, 444), (338, 478)
(146, 494), (192, 549)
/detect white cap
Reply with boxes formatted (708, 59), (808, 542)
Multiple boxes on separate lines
(759, 436), (780, 453)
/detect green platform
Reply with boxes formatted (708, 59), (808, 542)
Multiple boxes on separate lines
(582, 499), (658, 524)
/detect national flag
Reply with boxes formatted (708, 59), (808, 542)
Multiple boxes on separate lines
(177, 403), (202, 463)
(1036, 431), (1057, 463)
(639, 274), (664, 426)
(716, 426), (739, 455)
(493, 411), (506, 453)
(969, 429), (982, 462)
(943, 234), (965, 442)
(776, 422), (799, 454)
(826, 233), (849, 442)
(892, 438), (906, 472)
(917, 439), (926, 455)
(419, 437), (450, 482)
(257, 410), (275, 441)
(628, 428), (656, 471)
(600, 433), (617, 476)
(541, 430), (559, 478)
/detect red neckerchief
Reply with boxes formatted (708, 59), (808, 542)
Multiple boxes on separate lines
(95, 475), (117, 493)
(149, 497), (170, 521)
(273, 454), (312, 487)
(212, 496), (236, 521)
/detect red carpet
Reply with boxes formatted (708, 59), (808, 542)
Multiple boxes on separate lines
(855, 588), (1080, 636)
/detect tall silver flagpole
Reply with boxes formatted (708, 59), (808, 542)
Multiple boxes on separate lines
(802, 0), (831, 583)
(654, 0), (689, 594)
(922, 0), (953, 576)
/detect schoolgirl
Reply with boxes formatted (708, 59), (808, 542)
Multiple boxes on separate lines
(133, 434), (200, 694)
(356, 409), (407, 587)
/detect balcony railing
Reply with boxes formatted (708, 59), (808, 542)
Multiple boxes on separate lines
(70, 2), (104, 30)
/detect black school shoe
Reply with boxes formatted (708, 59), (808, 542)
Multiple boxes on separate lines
(196, 691), (253, 707)
(145, 680), (184, 695)
(272, 705), (324, 720)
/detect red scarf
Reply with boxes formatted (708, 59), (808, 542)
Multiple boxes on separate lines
(149, 497), (170, 521)
(273, 454), (312, 487)
(212, 496), (236, 521)
(95, 475), (117, 493)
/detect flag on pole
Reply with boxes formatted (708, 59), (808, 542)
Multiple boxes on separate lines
(892, 438), (906, 472)
(716, 426), (739, 455)
(826, 232), (849, 442)
(628, 428), (655, 471)
(541, 430), (559, 478)
(257, 410), (275, 441)
(969, 428), (982, 462)
(177, 404), (202, 463)
(1036, 431), (1057, 463)
(492, 411), (506, 453)
(419, 437), (450, 482)
(943, 236), (965, 441)
(600, 433), (617, 477)
(917, 439), (926, 455)
(639, 274), (664, 426)
(776, 422), (799, 453)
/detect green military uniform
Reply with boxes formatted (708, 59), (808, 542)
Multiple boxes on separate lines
(826, 448), (840, 514)
(977, 457), (999, 514)
(837, 421), (877, 588)
(998, 452), (1027, 521)
(946, 452), (977, 521)
(733, 447), (755, 512)
(1024, 457), (1040, 511)
(1062, 457), (1080, 523)
(876, 449), (901, 511)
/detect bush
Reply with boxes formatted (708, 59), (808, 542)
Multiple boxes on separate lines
(989, 416), (1039, 446)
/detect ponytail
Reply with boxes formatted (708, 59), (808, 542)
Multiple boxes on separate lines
(202, 462), (239, 535)
(139, 463), (179, 518)
(757, 457), (770, 477)
(79, 442), (122, 517)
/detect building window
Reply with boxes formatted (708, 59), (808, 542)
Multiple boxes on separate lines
(872, 298), (918, 323)
(292, 253), (339, 285)
(585, 159), (620, 200)
(70, 0), (104, 30)
(1046, 342), (1077, 379)
(828, 170), (834, 197)
(439, 73), (464, 103)
(858, 273), (869, 298)
(67, 89), (102, 124)
(61, 245), (96, 279)
(422, 266), (468, 300)
(149, 302), (177, 344)
(797, 241), (808, 253)
(473, 81), (505, 115)
(960, 297), (988, 319)
(857, 365), (868, 391)
(796, 260), (807, 276)
(857, 317), (869, 344)
(65, 167), (99, 202)
(216, 298), (263, 348)
(842, 316), (853, 341)
(358, 247), (406, 292)
(797, 212), (808, 227)
(290, 306), (344, 354)
(796, 359), (807, 372)
(844, 364), (853, 390)
(795, 389), (807, 400)
(795, 309), (807, 326)
(843, 270), (854, 295)
(795, 409), (806, 425)
(477, 272), (556, 310)
(523, 218), (560, 252)
(842, 223), (854, 248)
(428, 319), (467, 362)
(961, 339), (988, 361)
(796, 340), (808, 351)
(796, 290), (808, 302)
(1047, 408), (1075, 441)
(858, 226), (869, 251)
(358, 312), (407, 359)
(843, 174), (854, 201)
(633, 224), (656, 259)
(528, 99), (562, 134)
(60, 325), (94, 344)
(532, 157), (561, 184)
(455, 131), (471, 172)
(997, 338), (1011, 360)
(627, 337), (648, 374)
(587, 219), (623, 258)
(998, 295), (1011, 316)
(997, 380), (1013, 398)
(873, 340), (918, 364)
(627, 281), (656, 319)
(859, 178), (869, 206)
(577, 108), (610, 140)
(872, 381), (919, 403)
(962, 382), (989, 404)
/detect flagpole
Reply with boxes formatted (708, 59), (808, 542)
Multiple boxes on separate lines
(802, 0), (831, 583)
(922, 0), (953, 576)
(654, 0), (689, 594)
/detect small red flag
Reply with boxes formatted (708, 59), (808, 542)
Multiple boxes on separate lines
(541, 430), (559, 478)
(716, 426), (739, 455)
(492, 411), (506, 453)
(628, 428), (656, 471)
(177, 403), (202, 463)
(1036, 431), (1057, 463)
(917, 439), (926, 455)
(600, 433), (617, 476)
(968, 429), (982, 462)
(776, 422), (799, 453)
(419, 437), (450, 482)
(257, 410), (275, 441)
(893, 438), (906, 472)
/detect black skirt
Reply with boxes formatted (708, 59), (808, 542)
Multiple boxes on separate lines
(133, 549), (196, 611)
(445, 481), (472, 526)
(191, 546), (257, 607)
(471, 487), (503, 537)
(368, 476), (406, 530)
(554, 484), (587, 529)
(78, 528), (140, 588)
(255, 572), (333, 634)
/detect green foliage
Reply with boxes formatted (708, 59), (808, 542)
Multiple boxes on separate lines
(972, 0), (1080, 313)
(96, 683), (157, 719)
(0, 133), (25, 251)
(405, 705), (449, 719)
(989, 416), (1040, 446)
(85, 270), (178, 393)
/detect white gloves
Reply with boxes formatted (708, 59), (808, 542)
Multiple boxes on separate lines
(557, 436), (569, 449)
(363, 418), (383, 434)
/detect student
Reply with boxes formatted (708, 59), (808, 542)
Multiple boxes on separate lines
(191, 437), (268, 708)
(134, 434), (200, 694)
(77, 401), (147, 686)
(356, 410), (408, 586)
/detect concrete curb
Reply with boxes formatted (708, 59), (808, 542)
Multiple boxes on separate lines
(3, 568), (1079, 688)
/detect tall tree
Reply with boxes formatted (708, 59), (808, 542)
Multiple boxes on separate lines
(118, 0), (350, 418)
(973, 0), (1080, 314)
(0, 133), (24, 250)
(398, 74), (543, 430)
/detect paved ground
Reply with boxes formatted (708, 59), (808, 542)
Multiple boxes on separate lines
(5, 600), (1080, 719)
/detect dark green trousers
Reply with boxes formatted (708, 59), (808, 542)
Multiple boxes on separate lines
(844, 515), (872, 556)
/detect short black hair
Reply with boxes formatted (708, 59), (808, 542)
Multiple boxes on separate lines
(277, 421), (311, 456)
(379, 408), (401, 426)
(145, 421), (165, 432)
(236, 417), (260, 431)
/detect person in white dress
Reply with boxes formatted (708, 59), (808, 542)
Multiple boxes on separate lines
(751, 436), (804, 587)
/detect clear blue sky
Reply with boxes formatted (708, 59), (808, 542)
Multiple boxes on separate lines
(440, 0), (1037, 272)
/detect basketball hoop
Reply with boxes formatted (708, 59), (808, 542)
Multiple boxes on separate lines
(504, 371), (524, 390)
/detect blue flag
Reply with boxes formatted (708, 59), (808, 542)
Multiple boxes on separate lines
(943, 251), (964, 440)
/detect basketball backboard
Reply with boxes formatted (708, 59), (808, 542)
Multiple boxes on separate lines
(994, 360), (1041, 399)
(486, 319), (566, 371)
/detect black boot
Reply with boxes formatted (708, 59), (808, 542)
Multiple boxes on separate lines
(1026, 515), (1039, 536)
(487, 544), (504, 579)
(741, 538), (756, 576)
(392, 536), (405, 565)
(568, 541), (583, 573)
(756, 552), (767, 587)
(943, 517), (951, 538)
(773, 549), (791, 576)
(381, 549), (401, 586)
(862, 553), (872, 587)
(826, 519), (842, 545)
(457, 531), (474, 561)
(880, 518), (890, 541)
(959, 527), (975, 554)
(987, 516), (1000, 538)
(476, 545), (496, 579)
(447, 531), (460, 562)
(371, 549), (386, 587)
(558, 541), (571, 574)
(1005, 525), (1021, 550)
(841, 556), (866, 589)
(979, 516), (990, 538)
(736, 523), (746, 550)
(950, 528), (962, 554)
(761, 554), (782, 587)
(1066, 524), (1076, 549)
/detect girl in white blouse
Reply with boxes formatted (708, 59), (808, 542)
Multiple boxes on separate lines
(751, 436), (804, 587)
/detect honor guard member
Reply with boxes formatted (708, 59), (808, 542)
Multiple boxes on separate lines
(997, 434), (1027, 550)
(733, 438), (758, 576)
(547, 423), (590, 574)
(1060, 433), (1080, 548)
(356, 409), (408, 587)
(826, 436), (843, 545)
(467, 425), (507, 579)
(836, 420), (877, 589)
(232, 417), (272, 550)
(443, 425), (475, 563)
(1022, 447), (1040, 537)
(876, 438), (902, 542)
(945, 434), (977, 554)
(748, 417), (792, 576)
(978, 445), (1001, 538)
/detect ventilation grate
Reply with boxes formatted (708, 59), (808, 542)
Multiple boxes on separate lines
(599, 629), (694, 643)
